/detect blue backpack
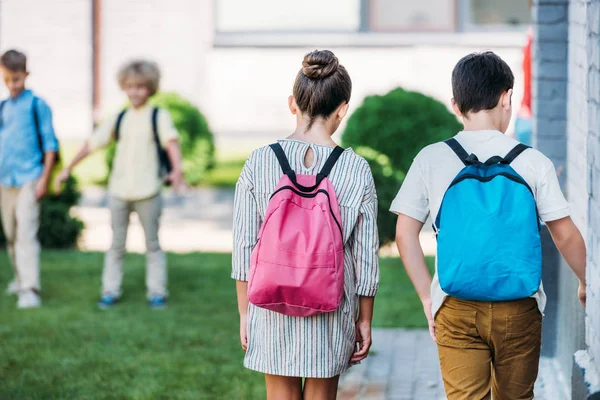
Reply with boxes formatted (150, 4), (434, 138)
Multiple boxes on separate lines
(434, 138), (542, 301)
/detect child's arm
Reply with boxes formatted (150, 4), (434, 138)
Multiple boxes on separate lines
(546, 216), (587, 306)
(165, 139), (184, 191)
(36, 151), (57, 200)
(35, 99), (59, 199)
(395, 214), (435, 341)
(53, 141), (92, 192)
(232, 153), (259, 351)
(236, 281), (249, 352)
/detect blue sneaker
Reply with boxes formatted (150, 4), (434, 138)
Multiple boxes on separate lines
(149, 296), (167, 309)
(98, 294), (119, 309)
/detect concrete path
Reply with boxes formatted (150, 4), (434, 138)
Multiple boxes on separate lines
(337, 328), (562, 400)
(75, 187), (437, 254)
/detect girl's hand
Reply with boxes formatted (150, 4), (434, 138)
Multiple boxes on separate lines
(240, 314), (248, 352)
(53, 168), (70, 193)
(351, 320), (372, 363)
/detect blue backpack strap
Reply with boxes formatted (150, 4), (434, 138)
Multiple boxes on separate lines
(114, 109), (128, 140)
(503, 143), (530, 164)
(444, 138), (470, 166)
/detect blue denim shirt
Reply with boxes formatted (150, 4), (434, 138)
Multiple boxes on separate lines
(0, 90), (58, 188)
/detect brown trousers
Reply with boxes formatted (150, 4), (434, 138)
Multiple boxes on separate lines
(435, 297), (542, 400)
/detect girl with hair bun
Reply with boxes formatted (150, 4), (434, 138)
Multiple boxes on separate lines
(232, 49), (380, 399)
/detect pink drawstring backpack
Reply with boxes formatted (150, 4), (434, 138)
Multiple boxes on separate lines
(248, 143), (345, 317)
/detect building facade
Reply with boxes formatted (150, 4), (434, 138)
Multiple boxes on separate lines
(0, 0), (528, 142)
(533, 0), (600, 398)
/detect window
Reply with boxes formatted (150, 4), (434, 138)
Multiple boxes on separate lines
(369, 0), (456, 32)
(464, 0), (531, 29)
(215, 0), (530, 42)
(216, 0), (361, 32)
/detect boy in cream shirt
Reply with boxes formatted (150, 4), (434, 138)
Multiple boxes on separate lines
(55, 60), (184, 309)
(392, 52), (586, 399)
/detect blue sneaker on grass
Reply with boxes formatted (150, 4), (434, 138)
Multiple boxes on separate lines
(149, 296), (167, 309)
(98, 294), (119, 309)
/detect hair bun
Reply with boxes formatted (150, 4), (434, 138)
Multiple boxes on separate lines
(302, 50), (339, 80)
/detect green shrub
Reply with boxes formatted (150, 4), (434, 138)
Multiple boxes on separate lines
(342, 87), (462, 245)
(105, 92), (215, 185)
(0, 175), (84, 249)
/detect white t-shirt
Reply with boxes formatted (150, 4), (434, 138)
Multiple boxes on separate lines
(390, 130), (570, 317)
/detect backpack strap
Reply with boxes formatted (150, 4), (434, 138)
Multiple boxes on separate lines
(114, 109), (128, 140)
(269, 143), (345, 193)
(444, 138), (470, 166)
(269, 142), (293, 175)
(503, 143), (530, 164)
(317, 146), (344, 179)
(151, 107), (160, 146)
(0, 100), (6, 127)
(32, 97), (43, 154)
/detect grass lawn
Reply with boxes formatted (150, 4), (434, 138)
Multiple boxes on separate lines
(0, 252), (430, 399)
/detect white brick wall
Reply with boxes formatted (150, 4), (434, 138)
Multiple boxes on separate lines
(585, 0), (600, 375)
(0, 0), (92, 139)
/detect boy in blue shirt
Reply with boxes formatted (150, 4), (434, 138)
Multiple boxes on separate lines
(0, 49), (58, 308)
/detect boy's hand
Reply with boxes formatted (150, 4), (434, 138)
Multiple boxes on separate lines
(422, 299), (436, 342)
(578, 280), (586, 308)
(239, 313), (248, 352)
(166, 169), (186, 194)
(35, 177), (49, 201)
(53, 168), (70, 193)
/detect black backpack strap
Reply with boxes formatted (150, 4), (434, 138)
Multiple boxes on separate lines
(0, 100), (6, 127)
(151, 106), (161, 149)
(114, 109), (128, 140)
(503, 143), (530, 164)
(444, 138), (470, 166)
(269, 143), (345, 193)
(317, 146), (344, 179)
(32, 97), (42, 150)
(269, 142), (293, 175)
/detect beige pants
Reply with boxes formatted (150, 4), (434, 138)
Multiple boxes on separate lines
(0, 181), (41, 292)
(102, 194), (167, 299)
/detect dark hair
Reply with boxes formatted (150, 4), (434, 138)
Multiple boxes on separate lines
(293, 50), (351, 128)
(0, 50), (27, 72)
(452, 51), (514, 116)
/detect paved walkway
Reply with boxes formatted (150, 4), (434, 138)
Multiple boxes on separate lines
(75, 187), (437, 254)
(338, 329), (562, 400)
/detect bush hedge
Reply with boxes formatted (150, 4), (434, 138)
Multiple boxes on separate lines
(105, 92), (215, 185)
(342, 87), (462, 245)
(0, 175), (84, 249)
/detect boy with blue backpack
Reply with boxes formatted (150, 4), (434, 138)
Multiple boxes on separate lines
(392, 52), (586, 399)
(0, 49), (59, 309)
(55, 60), (184, 309)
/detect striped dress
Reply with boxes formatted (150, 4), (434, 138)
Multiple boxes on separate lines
(232, 139), (380, 378)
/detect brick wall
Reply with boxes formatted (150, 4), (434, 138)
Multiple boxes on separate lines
(0, 0), (92, 139)
(586, 0), (600, 380)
